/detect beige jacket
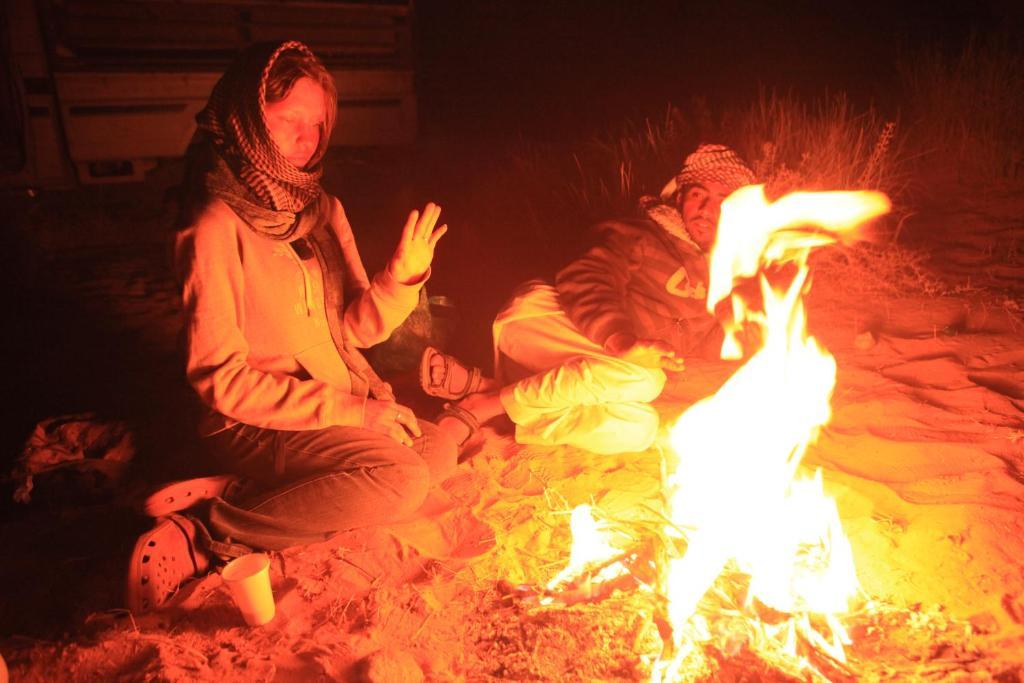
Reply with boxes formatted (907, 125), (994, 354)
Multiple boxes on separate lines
(175, 197), (423, 435)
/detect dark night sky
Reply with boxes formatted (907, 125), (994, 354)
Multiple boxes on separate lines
(413, 0), (1020, 140)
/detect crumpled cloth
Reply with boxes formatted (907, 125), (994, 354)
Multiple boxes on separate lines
(11, 413), (135, 503)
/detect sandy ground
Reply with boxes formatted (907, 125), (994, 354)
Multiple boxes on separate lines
(1, 153), (1023, 680)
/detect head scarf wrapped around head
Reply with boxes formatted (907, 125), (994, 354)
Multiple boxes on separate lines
(659, 143), (756, 202)
(194, 40), (335, 239)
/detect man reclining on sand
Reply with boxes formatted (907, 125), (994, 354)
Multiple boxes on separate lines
(426, 144), (756, 455)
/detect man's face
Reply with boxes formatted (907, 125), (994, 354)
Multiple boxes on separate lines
(263, 76), (326, 169)
(676, 180), (732, 252)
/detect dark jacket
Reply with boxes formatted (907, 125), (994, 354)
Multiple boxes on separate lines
(555, 215), (723, 359)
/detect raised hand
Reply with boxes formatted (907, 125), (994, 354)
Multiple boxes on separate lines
(362, 399), (422, 447)
(388, 202), (447, 285)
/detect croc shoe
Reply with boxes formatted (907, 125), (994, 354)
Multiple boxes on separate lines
(126, 514), (210, 613)
(142, 475), (238, 518)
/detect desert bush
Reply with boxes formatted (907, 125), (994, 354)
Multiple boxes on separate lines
(809, 241), (948, 299)
(500, 103), (705, 230)
(502, 88), (925, 292)
(489, 103), (705, 270)
(729, 90), (908, 202)
(899, 34), (1024, 187)
(564, 102), (704, 219)
(516, 91), (909, 224)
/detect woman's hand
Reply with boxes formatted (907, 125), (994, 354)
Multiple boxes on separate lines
(363, 400), (422, 447)
(605, 332), (686, 372)
(388, 202), (447, 285)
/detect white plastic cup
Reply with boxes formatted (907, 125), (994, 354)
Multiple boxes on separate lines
(221, 553), (275, 626)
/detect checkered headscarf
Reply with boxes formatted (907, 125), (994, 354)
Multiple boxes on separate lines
(196, 41), (333, 222)
(660, 144), (756, 201)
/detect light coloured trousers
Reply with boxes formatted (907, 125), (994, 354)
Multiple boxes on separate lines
(493, 281), (666, 455)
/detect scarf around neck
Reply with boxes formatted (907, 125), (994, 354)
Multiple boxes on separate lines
(639, 196), (703, 253)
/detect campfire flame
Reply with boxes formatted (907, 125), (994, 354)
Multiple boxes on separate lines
(547, 185), (891, 680)
(543, 505), (631, 597)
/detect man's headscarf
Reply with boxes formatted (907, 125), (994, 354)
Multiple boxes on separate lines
(659, 143), (756, 201)
(193, 40), (335, 240)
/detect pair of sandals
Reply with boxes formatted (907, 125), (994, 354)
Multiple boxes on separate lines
(419, 346), (486, 447)
(126, 475), (238, 614)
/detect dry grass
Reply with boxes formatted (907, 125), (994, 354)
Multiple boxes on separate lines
(509, 90), (911, 225)
(502, 92), (921, 302)
(809, 241), (949, 299)
(501, 101), (705, 233)
(565, 103), (702, 219)
(501, 41), (1024, 295)
(731, 90), (909, 202)
(899, 34), (1024, 187)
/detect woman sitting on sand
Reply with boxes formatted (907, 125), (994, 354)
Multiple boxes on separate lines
(422, 145), (756, 456)
(127, 41), (455, 613)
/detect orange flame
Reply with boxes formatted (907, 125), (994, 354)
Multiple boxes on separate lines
(709, 186), (891, 359)
(544, 505), (630, 596)
(547, 184), (890, 679)
(660, 184), (888, 676)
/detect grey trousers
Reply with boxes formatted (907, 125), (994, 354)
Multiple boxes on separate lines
(195, 420), (457, 554)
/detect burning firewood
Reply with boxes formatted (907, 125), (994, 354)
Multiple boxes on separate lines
(528, 186), (895, 681)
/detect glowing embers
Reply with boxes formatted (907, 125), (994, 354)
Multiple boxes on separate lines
(544, 185), (890, 681)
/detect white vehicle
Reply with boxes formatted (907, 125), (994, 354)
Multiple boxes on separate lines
(1, 0), (416, 186)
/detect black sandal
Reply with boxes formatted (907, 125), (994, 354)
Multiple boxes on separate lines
(439, 402), (481, 448)
(420, 346), (483, 400)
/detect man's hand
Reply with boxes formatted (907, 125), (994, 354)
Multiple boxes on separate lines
(605, 332), (685, 372)
(388, 202), (447, 285)
(363, 400), (422, 447)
